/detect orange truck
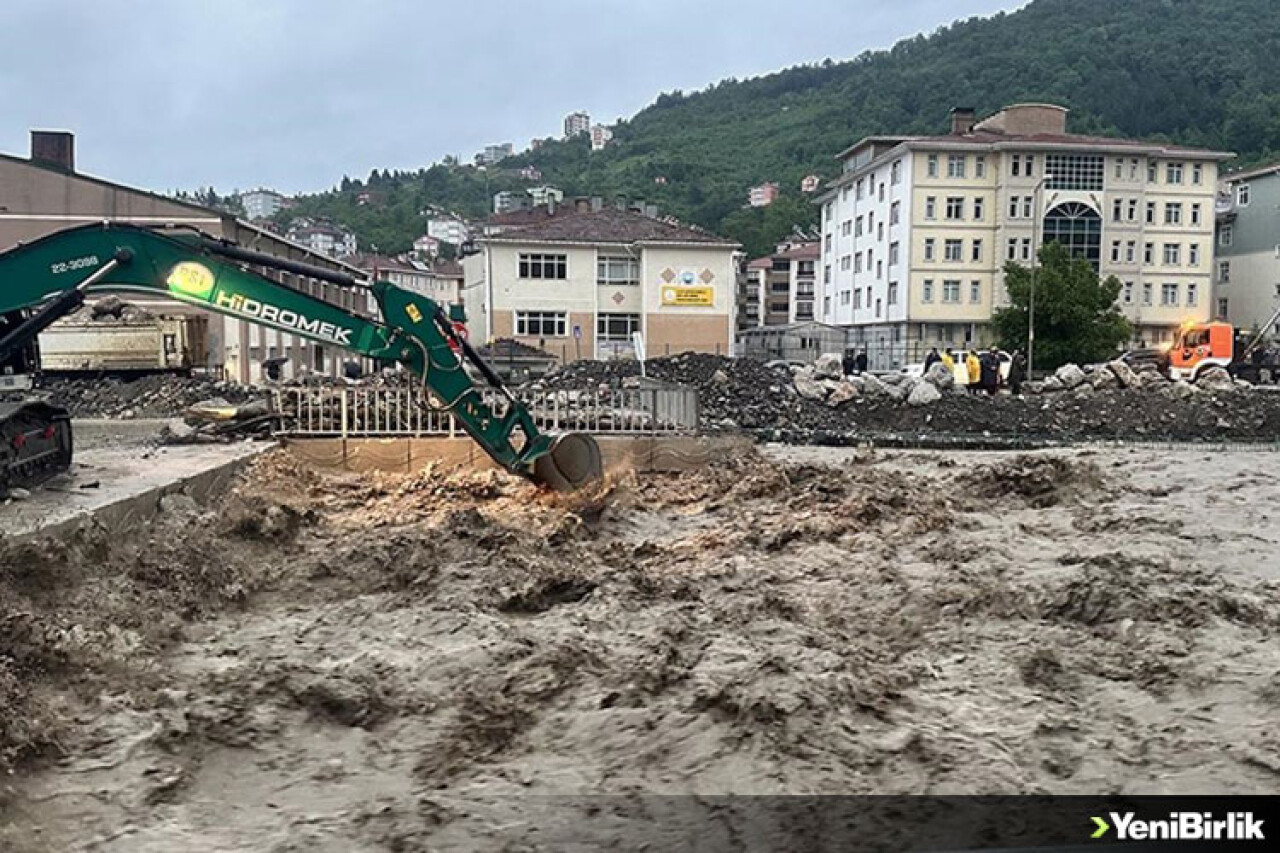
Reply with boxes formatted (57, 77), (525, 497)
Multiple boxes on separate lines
(1164, 306), (1280, 384)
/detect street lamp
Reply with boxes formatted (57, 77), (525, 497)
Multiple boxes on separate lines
(1027, 173), (1054, 378)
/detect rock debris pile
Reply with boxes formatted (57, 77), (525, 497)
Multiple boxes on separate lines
(18, 375), (259, 419)
(533, 352), (1280, 442)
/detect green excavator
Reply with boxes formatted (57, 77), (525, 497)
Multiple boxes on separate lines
(0, 223), (602, 494)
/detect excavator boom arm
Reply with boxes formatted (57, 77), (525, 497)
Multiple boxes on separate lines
(0, 223), (600, 491)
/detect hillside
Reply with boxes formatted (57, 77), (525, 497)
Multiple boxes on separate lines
(282, 0), (1280, 257)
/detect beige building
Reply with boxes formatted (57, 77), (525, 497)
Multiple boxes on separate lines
(351, 255), (463, 312)
(0, 130), (370, 384)
(818, 104), (1232, 368)
(462, 203), (738, 361)
(739, 241), (818, 331)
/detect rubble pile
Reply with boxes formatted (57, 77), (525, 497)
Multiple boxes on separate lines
(533, 353), (1280, 442)
(28, 375), (259, 419)
(64, 295), (156, 324)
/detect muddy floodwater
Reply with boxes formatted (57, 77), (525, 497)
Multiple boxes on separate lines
(2, 445), (1280, 850)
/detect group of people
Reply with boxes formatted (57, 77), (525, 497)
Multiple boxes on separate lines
(923, 346), (1028, 396)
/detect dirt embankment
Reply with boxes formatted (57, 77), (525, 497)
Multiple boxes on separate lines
(3, 448), (1280, 850)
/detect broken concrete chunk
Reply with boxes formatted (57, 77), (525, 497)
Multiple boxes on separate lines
(1054, 363), (1087, 390)
(812, 352), (844, 380)
(907, 381), (942, 406)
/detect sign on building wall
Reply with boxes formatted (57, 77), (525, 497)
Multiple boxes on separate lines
(661, 285), (715, 306)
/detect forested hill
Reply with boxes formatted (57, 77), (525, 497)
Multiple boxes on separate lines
(281, 0), (1280, 258)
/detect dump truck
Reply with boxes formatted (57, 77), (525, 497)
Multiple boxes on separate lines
(38, 313), (208, 374)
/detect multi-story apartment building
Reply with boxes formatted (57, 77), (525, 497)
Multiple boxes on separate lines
(564, 111), (591, 139)
(590, 125), (614, 151)
(1215, 163), (1280, 332)
(748, 182), (780, 207)
(818, 103), (1231, 368)
(476, 143), (514, 166)
(426, 215), (470, 246)
(241, 189), (286, 221)
(351, 255), (464, 313)
(739, 242), (819, 330)
(286, 220), (357, 259)
(462, 202), (738, 361)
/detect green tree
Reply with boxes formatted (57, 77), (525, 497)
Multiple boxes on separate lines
(993, 242), (1131, 371)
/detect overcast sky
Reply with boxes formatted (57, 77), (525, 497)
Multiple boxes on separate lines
(2, 0), (1025, 196)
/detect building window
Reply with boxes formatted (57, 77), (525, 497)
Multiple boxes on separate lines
(1126, 240), (1136, 262)
(855, 216), (864, 236)
(824, 265), (831, 284)
(891, 201), (902, 225)
(888, 282), (899, 305)
(927, 154), (939, 178)
(924, 239), (935, 261)
(1123, 281), (1134, 304)
(923, 197), (936, 220)
(944, 239), (963, 262)
(1187, 283), (1198, 307)
(876, 259), (883, 278)
(1042, 201), (1103, 269)
(889, 242), (900, 265)
(877, 222), (884, 241)
(1161, 283), (1179, 306)
(1142, 282), (1153, 305)
(1111, 241), (1122, 263)
(948, 154), (966, 178)
(1112, 199), (1123, 222)
(1166, 162), (1184, 184)
(1238, 183), (1251, 206)
(891, 160), (902, 184)
(1022, 197), (1033, 218)
(854, 253), (862, 273)
(597, 255), (639, 285)
(1011, 154), (1022, 177)
(1008, 196), (1020, 219)
(1025, 155), (1035, 177)
(1219, 260), (1231, 283)
(875, 298), (882, 318)
(1130, 158), (1140, 180)
(1191, 203), (1202, 226)
(973, 197), (985, 220)
(515, 310), (567, 337)
(825, 234), (833, 253)
(878, 183), (885, 202)
(840, 255), (851, 271)
(841, 220), (852, 236)
(971, 239), (983, 262)
(823, 296), (831, 315)
(1127, 199), (1138, 221)
(1147, 160), (1158, 182)
(868, 211), (874, 230)
(946, 196), (964, 220)
(1007, 238), (1018, 260)
(856, 179), (865, 200)
(1190, 244), (1200, 266)
(518, 253), (567, 279)
(1193, 163), (1204, 185)
(1145, 201), (1156, 224)
(597, 313), (640, 341)
(1144, 242), (1154, 264)
(969, 280), (981, 303)
(975, 156), (986, 178)
(1220, 224), (1233, 247)
(922, 279), (934, 302)
(942, 280), (961, 303)
(1045, 153), (1104, 191)
(1163, 244), (1180, 266)
(1217, 297), (1229, 318)
(1021, 238), (1031, 261)
(852, 289), (860, 308)
(1165, 202), (1182, 225)
(1114, 159), (1124, 180)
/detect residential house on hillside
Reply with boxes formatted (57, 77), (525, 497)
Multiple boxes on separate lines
(1215, 163), (1280, 333)
(462, 203), (739, 362)
(590, 125), (614, 151)
(818, 103), (1233, 369)
(287, 219), (357, 259)
(241, 189), (286, 221)
(352, 254), (464, 315)
(0, 131), (370, 384)
(749, 182), (780, 207)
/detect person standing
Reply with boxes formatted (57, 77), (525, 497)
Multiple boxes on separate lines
(1008, 349), (1027, 395)
(923, 347), (941, 374)
(980, 347), (1000, 395)
(965, 350), (981, 395)
(855, 349), (868, 374)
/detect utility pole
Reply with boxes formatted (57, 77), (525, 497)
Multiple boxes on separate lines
(1027, 173), (1054, 378)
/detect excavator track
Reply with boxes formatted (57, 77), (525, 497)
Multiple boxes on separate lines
(0, 401), (73, 495)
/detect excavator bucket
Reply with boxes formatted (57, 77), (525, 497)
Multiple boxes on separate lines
(531, 432), (603, 492)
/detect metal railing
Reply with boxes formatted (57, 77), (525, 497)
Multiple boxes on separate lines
(271, 384), (699, 437)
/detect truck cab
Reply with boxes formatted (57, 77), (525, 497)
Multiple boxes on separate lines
(1166, 321), (1234, 381)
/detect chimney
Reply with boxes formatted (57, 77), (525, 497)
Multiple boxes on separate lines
(590, 196), (603, 213)
(546, 197), (556, 216)
(950, 107), (976, 135)
(31, 130), (75, 171)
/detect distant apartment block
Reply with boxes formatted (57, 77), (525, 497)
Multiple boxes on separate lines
(564, 111), (591, 139)
(352, 254), (463, 312)
(494, 187), (563, 214)
(817, 103), (1231, 369)
(590, 124), (614, 151)
(426, 216), (469, 246)
(739, 241), (819, 331)
(800, 175), (822, 194)
(413, 234), (441, 258)
(1215, 163), (1280, 332)
(241, 189), (286, 221)
(519, 165), (543, 181)
(287, 219), (357, 259)
(529, 185), (564, 207)
(748, 182), (779, 207)
(476, 142), (514, 166)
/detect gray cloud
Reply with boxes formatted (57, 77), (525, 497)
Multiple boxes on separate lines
(1, 0), (1024, 194)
